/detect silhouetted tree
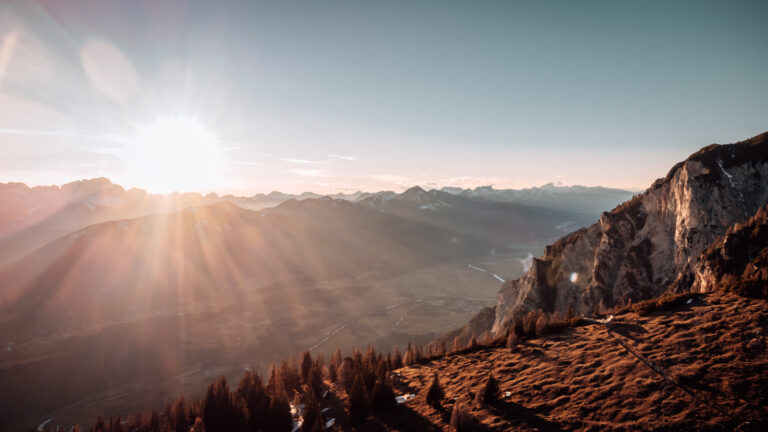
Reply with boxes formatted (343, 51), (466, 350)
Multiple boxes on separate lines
(425, 372), (445, 408)
(391, 348), (403, 369)
(171, 397), (190, 432)
(202, 377), (245, 432)
(452, 336), (462, 353)
(327, 363), (338, 383)
(348, 374), (370, 425)
(477, 373), (499, 404)
(466, 336), (478, 351)
(300, 350), (313, 384)
(370, 379), (396, 414)
(450, 403), (476, 431)
(340, 357), (357, 394)
(267, 394), (292, 432)
(301, 390), (321, 432)
(236, 370), (269, 432)
(307, 365), (323, 397)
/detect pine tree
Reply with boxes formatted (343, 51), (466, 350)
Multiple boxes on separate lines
(300, 350), (313, 384)
(450, 403), (476, 431)
(301, 390), (321, 432)
(348, 374), (370, 425)
(328, 363), (338, 383)
(267, 394), (293, 432)
(370, 378), (396, 414)
(307, 365), (323, 397)
(202, 377), (246, 432)
(172, 397), (190, 432)
(478, 373), (499, 404)
(236, 370), (269, 432)
(340, 357), (357, 394)
(425, 372), (445, 408)
(451, 336), (462, 353)
(466, 336), (478, 351)
(392, 348), (403, 369)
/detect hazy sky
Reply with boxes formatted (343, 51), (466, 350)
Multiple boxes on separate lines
(0, 0), (766, 194)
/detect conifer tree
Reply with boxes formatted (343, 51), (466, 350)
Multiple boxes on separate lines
(172, 397), (190, 432)
(300, 350), (313, 384)
(425, 372), (445, 408)
(348, 374), (370, 425)
(451, 336), (462, 353)
(237, 370), (269, 432)
(267, 394), (293, 432)
(478, 373), (499, 404)
(370, 378), (396, 414)
(301, 390), (321, 432)
(307, 365), (323, 397)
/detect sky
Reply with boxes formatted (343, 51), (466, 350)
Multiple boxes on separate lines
(0, 0), (766, 194)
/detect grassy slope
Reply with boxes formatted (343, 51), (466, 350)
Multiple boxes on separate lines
(327, 292), (767, 431)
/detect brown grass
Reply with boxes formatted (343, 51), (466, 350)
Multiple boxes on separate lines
(387, 292), (768, 431)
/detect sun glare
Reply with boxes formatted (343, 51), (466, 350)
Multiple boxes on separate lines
(122, 117), (224, 193)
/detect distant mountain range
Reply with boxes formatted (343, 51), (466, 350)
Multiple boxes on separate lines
(0, 179), (633, 266)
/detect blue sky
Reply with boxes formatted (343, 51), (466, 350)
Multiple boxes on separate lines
(0, 0), (766, 193)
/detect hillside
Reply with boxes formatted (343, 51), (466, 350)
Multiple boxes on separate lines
(387, 291), (768, 431)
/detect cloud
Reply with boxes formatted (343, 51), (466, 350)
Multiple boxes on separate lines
(328, 153), (355, 161)
(288, 169), (334, 178)
(280, 158), (330, 166)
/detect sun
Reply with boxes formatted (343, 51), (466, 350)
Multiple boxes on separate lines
(121, 117), (224, 193)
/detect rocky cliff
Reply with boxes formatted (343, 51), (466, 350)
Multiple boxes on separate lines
(490, 132), (768, 334)
(690, 203), (768, 298)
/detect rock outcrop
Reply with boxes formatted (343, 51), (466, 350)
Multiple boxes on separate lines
(690, 204), (768, 297)
(490, 132), (768, 334)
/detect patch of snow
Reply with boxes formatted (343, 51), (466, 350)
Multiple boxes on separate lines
(395, 394), (416, 404)
(717, 159), (744, 202)
(321, 407), (330, 413)
(325, 418), (335, 428)
(419, 203), (437, 210)
(686, 298), (693, 305)
(570, 272), (579, 283)
(117, 221), (128, 230)
(70, 230), (87, 240)
(291, 420), (302, 432)
(82, 201), (95, 210)
(504, 391), (511, 398)
(585, 315), (614, 325)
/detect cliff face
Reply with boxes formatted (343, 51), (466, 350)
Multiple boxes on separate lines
(491, 132), (768, 334)
(691, 204), (768, 297)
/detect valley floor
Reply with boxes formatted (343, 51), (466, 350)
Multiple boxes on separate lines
(328, 292), (768, 431)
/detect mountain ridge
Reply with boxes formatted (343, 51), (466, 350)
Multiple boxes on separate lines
(482, 132), (768, 335)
